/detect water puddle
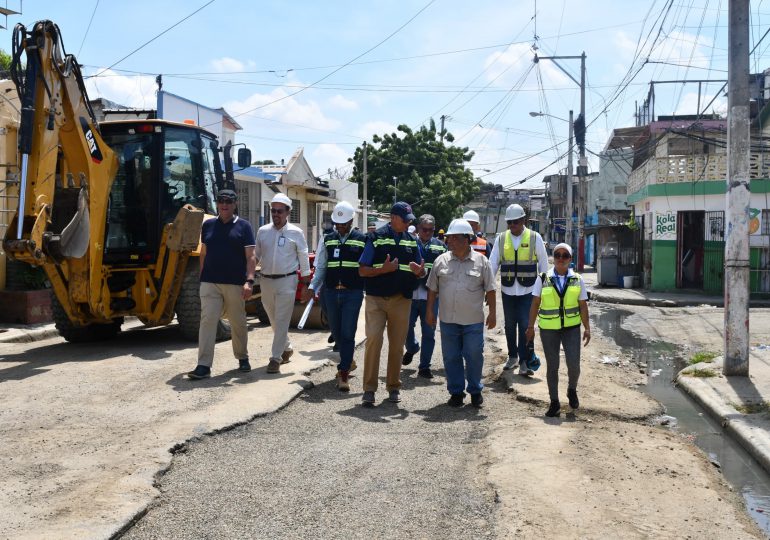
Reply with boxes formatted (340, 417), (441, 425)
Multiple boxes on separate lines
(595, 306), (770, 534)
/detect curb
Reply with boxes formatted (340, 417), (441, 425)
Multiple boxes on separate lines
(677, 371), (770, 476)
(0, 326), (59, 344)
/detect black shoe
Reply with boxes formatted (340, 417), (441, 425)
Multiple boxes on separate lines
(327, 334), (335, 344)
(447, 393), (465, 407)
(238, 358), (251, 372)
(545, 401), (561, 417)
(402, 351), (414, 366)
(187, 365), (211, 380)
(567, 388), (579, 410)
(332, 344), (339, 352)
(417, 368), (434, 379)
(471, 393), (484, 408)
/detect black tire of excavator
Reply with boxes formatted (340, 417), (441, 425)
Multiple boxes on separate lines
(251, 297), (270, 324)
(175, 265), (232, 342)
(50, 292), (123, 343)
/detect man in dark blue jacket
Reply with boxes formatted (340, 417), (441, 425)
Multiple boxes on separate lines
(358, 202), (425, 406)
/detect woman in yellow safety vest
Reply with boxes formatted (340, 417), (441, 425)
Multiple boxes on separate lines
(524, 242), (591, 418)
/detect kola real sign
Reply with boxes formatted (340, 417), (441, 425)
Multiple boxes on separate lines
(654, 211), (676, 240)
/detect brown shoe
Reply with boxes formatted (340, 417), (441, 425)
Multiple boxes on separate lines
(266, 358), (281, 374)
(350, 359), (357, 372)
(280, 349), (294, 364)
(336, 370), (350, 392)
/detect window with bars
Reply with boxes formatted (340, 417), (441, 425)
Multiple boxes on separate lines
(763, 209), (770, 236)
(308, 202), (318, 227)
(290, 198), (300, 222)
(705, 211), (724, 241)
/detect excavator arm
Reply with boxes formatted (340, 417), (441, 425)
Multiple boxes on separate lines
(3, 20), (118, 324)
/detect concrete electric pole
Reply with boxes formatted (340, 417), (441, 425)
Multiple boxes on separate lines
(724, 0), (750, 376)
(566, 110), (574, 247)
(362, 142), (368, 228)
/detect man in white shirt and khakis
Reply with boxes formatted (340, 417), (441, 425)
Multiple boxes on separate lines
(255, 193), (311, 374)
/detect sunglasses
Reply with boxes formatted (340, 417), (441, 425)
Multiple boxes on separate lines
(554, 252), (571, 260)
(507, 219), (523, 225)
(419, 227), (435, 233)
(270, 208), (286, 214)
(217, 197), (235, 204)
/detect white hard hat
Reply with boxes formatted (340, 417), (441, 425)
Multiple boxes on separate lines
(270, 193), (292, 209)
(505, 203), (526, 221)
(462, 210), (480, 223)
(446, 218), (474, 236)
(332, 201), (356, 223)
(408, 225), (416, 234)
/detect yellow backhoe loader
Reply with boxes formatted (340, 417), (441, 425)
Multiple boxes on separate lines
(2, 20), (253, 342)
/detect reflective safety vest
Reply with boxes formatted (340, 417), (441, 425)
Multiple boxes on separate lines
(323, 229), (366, 290)
(471, 236), (487, 257)
(417, 237), (447, 287)
(537, 272), (582, 330)
(364, 225), (421, 298)
(499, 228), (538, 287)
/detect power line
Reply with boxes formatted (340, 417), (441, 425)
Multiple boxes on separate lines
(77, 0), (100, 57)
(93, 0), (217, 78)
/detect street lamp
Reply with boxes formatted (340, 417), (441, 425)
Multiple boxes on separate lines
(529, 110), (575, 249)
(392, 176), (397, 204)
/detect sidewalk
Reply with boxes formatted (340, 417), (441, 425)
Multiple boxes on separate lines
(579, 266), (770, 478)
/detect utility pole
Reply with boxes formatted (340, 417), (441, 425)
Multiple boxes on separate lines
(535, 53), (585, 254)
(362, 142), (368, 228)
(566, 110), (574, 248)
(393, 176), (397, 204)
(440, 115), (446, 143)
(724, 0), (750, 376)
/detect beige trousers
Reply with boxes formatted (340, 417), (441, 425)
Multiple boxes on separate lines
(259, 274), (298, 360)
(363, 294), (411, 392)
(197, 282), (248, 367)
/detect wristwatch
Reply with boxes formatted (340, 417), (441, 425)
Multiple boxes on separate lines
(246, 278), (255, 285)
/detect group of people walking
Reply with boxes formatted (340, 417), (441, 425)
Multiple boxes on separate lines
(187, 189), (591, 417)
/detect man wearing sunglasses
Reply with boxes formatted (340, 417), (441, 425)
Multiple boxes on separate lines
(489, 203), (548, 376)
(255, 193), (311, 374)
(402, 214), (447, 379)
(188, 189), (256, 380)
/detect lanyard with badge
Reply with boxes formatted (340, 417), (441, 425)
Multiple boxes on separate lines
(278, 235), (286, 247)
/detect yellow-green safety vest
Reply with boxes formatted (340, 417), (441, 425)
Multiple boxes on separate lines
(538, 272), (582, 330)
(500, 228), (538, 287)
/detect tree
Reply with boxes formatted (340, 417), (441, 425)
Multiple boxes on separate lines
(0, 49), (12, 79)
(348, 118), (479, 228)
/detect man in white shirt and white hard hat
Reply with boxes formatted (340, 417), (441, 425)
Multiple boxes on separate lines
(255, 193), (311, 374)
(489, 203), (548, 376)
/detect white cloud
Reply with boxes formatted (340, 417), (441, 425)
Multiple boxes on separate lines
(355, 121), (398, 140)
(312, 143), (352, 173)
(223, 88), (341, 132)
(673, 91), (727, 117)
(85, 69), (157, 109)
(210, 57), (256, 73)
(328, 94), (359, 111)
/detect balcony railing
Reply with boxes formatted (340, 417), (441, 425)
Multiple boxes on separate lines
(628, 152), (770, 194)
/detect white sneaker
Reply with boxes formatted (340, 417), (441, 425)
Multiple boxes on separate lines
(503, 356), (519, 370)
(518, 365), (535, 377)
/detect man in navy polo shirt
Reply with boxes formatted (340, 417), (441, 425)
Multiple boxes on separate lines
(188, 189), (257, 380)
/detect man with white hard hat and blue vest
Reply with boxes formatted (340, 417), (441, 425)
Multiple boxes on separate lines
(308, 201), (366, 392)
(255, 192), (311, 374)
(489, 203), (548, 376)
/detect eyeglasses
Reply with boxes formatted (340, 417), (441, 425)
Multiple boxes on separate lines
(554, 252), (571, 260)
(419, 227), (435, 233)
(507, 219), (523, 225)
(270, 208), (286, 214)
(217, 197), (235, 204)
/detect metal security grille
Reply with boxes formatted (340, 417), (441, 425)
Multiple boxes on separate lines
(290, 199), (300, 223)
(703, 210), (725, 293)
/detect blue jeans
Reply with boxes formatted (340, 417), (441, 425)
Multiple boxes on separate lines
(323, 288), (364, 372)
(439, 322), (485, 395)
(501, 292), (532, 363)
(405, 299), (438, 370)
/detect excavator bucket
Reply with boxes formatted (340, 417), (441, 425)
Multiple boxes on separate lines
(58, 186), (90, 258)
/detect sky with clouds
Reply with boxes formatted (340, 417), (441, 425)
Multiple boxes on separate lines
(5, 1), (766, 190)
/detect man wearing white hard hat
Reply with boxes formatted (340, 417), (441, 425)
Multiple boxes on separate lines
(426, 218), (496, 408)
(462, 209), (491, 258)
(489, 203), (548, 376)
(255, 192), (311, 374)
(308, 201), (366, 392)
